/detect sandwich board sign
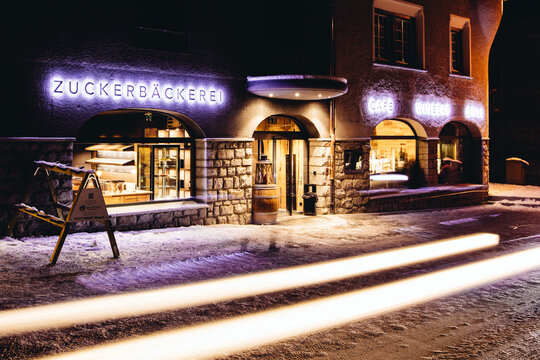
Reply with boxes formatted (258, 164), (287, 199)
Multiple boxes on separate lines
(69, 188), (109, 222)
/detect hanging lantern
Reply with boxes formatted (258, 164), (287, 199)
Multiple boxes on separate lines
(255, 155), (275, 184)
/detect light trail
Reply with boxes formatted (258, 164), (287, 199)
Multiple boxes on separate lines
(38, 244), (540, 360)
(0, 233), (498, 337)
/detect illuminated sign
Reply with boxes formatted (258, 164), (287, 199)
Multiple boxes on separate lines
(366, 95), (396, 117)
(413, 99), (451, 119)
(464, 101), (485, 122)
(49, 75), (225, 106)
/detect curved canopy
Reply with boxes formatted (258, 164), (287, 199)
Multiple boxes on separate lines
(247, 75), (348, 101)
(76, 108), (205, 141)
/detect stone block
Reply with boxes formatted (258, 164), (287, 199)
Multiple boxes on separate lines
(223, 177), (234, 189)
(234, 203), (247, 214)
(217, 216), (228, 224)
(217, 149), (235, 159)
(228, 189), (244, 200)
(220, 205), (234, 216)
(213, 178), (223, 190)
(235, 149), (245, 158)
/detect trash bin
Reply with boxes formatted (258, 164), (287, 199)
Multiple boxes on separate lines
(302, 184), (318, 216)
(506, 157), (529, 185)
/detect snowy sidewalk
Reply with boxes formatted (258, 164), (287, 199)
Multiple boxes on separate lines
(489, 182), (540, 207)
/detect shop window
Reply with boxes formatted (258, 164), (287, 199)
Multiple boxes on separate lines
(449, 15), (471, 76)
(370, 120), (417, 175)
(373, 0), (424, 69)
(344, 149), (363, 173)
(438, 122), (472, 184)
(74, 112), (193, 205)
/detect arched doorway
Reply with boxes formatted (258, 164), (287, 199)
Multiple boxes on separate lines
(370, 119), (425, 187)
(252, 115), (311, 215)
(74, 108), (202, 204)
(438, 121), (477, 184)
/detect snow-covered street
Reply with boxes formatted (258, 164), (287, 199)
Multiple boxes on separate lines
(2, 194), (540, 359)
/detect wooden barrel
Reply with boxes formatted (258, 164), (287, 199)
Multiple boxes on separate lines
(252, 184), (279, 224)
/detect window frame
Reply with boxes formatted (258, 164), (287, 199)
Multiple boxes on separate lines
(449, 15), (471, 77)
(373, 0), (425, 70)
(374, 9), (417, 68)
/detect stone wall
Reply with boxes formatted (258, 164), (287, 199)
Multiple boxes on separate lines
(334, 141), (370, 213)
(425, 139), (439, 186)
(0, 138), (74, 237)
(482, 139), (489, 185)
(308, 140), (332, 214)
(195, 139), (253, 225)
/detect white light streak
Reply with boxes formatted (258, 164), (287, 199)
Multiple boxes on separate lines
(39, 244), (540, 360)
(370, 174), (409, 181)
(0, 234), (498, 337)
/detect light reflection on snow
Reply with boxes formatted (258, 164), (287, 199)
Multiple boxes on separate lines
(36, 242), (540, 360)
(0, 233), (498, 337)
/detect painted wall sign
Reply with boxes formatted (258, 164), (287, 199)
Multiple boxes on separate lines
(49, 74), (226, 107)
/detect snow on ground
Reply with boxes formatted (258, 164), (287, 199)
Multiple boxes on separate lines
(2, 195), (540, 359)
(489, 182), (540, 199)
(489, 182), (540, 208)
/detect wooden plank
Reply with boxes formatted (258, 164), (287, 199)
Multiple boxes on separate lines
(35, 161), (94, 176)
(14, 204), (65, 227)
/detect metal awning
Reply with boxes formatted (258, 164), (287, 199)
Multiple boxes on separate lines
(247, 75), (348, 100)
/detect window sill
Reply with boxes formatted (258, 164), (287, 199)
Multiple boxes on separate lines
(373, 62), (427, 73)
(449, 73), (473, 80)
(107, 200), (208, 216)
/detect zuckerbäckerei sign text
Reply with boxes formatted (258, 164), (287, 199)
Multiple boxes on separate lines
(49, 74), (226, 107)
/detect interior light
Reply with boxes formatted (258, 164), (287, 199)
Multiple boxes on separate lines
(269, 93), (274, 97)
(317, 94), (322, 98)
(295, 92), (300, 97)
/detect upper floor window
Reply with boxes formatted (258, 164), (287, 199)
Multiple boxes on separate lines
(451, 28), (463, 74)
(449, 15), (471, 76)
(374, 10), (416, 66)
(373, 0), (424, 69)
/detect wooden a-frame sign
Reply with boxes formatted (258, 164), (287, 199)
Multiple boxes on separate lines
(7, 161), (119, 265)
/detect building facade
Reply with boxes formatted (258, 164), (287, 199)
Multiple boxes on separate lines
(1, 0), (502, 236)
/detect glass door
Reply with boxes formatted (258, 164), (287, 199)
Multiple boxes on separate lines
(154, 146), (179, 200)
(138, 145), (152, 193)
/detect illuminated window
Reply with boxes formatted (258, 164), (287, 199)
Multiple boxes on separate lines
(449, 15), (471, 76)
(370, 120), (417, 175)
(373, 0), (424, 69)
(74, 111), (193, 204)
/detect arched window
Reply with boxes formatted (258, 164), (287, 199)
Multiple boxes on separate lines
(438, 121), (473, 184)
(74, 109), (198, 204)
(370, 119), (417, 175)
